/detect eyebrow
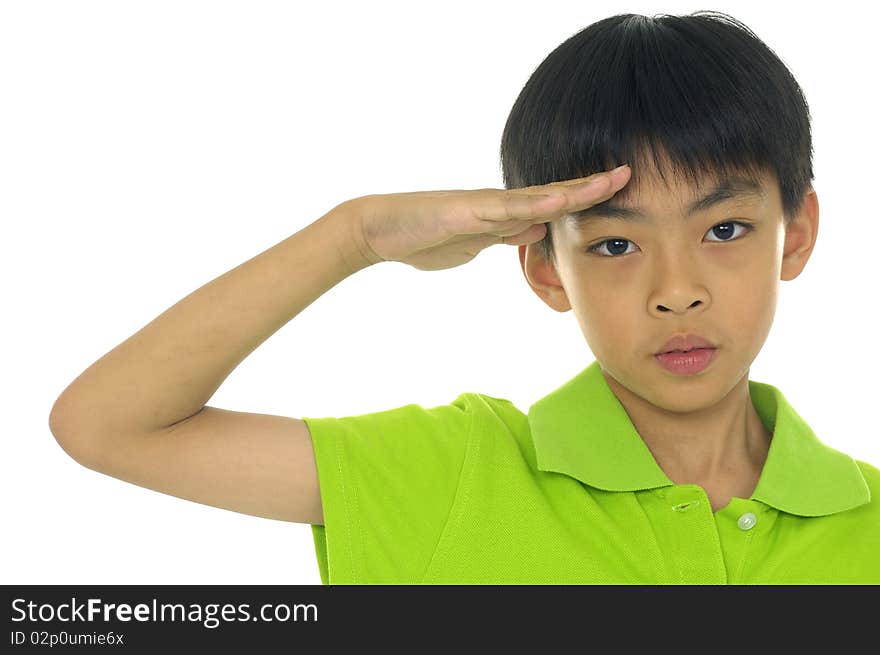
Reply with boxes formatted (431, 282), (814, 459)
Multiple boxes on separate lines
(567, 176), (766, 230)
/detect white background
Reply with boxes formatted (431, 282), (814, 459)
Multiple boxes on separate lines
(3, 0), (877, 584)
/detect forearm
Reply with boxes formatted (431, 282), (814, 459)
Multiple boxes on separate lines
(50, 197), (374, 439)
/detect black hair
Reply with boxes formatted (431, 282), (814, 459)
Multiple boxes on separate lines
(499, 11), (814, 266)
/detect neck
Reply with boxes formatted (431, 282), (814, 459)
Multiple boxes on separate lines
(602, 370), (772, 487)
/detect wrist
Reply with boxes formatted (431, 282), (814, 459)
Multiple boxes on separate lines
(331, 195), (384, 272)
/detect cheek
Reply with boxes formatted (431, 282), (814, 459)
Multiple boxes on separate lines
(737, 274), (779, 339)
(712, 246), (780, 347)
(571, 283), (639, 344)
(723, 239), (779, 301)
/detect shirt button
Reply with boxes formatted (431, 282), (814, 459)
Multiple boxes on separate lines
(737, 512), (757, 531)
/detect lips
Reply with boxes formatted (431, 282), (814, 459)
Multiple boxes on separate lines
(655, 333), (717, 355)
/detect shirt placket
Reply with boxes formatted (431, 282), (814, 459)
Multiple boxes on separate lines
(714, 498), (774, 584)
(661, 484), (728, 584)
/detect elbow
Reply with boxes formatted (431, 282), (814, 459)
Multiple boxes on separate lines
(49, 393), (98, 466)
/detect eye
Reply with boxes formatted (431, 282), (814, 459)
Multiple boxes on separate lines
(704, 220), (753, 242)
(587, 237), (638, 257)
(587, 220), (754, 257)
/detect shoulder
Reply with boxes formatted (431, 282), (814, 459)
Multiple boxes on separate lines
(448, 392), (538, 466)
(304, 393), (477, 438)
(453, 392), (529, 432)
(455, 391), (522, 414)
(302, 391), (533, 476)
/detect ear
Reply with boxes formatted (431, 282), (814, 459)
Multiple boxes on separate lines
(518, 240), (572, 312)
(780, 186), (819, 282)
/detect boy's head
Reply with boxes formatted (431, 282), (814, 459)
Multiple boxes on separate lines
(502, 11), (819, 411)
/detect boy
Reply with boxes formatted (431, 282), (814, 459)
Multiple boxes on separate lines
(49, 11), (879, 584)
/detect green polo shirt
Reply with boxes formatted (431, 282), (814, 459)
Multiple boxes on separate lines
(303, 360), (878, 584)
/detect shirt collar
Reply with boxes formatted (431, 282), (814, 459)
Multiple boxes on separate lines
(527, 360), (870, 517)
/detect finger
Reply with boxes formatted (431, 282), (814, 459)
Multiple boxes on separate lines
(414, 224), (546, 270)
(545, 164), (631, 196)
(510, 165), (630, 217)
(518, 165), (630, 193)
(539, 175), (622, 216)
(473, 170), (626, 229)
(499, 223), (547, 246)
(535, 166), (632, 219)
(472, 179), (605, 225)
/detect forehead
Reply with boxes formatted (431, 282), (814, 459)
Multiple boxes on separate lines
(564, 165), (775, 231)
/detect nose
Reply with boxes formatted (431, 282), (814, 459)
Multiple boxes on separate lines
(657, 298), (704, 313)
(649, 251), (709, 315)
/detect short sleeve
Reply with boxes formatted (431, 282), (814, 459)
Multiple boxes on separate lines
(302, 393), (474, 584)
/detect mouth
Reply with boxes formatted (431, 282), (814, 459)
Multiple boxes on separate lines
(660, 347), (715, 354)
(653, 347), (718, 375)
(654, 333), (717, 355)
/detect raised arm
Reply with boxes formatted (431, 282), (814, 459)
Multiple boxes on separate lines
(48, 165), (629, 524)
(49, 198), (374, 523)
